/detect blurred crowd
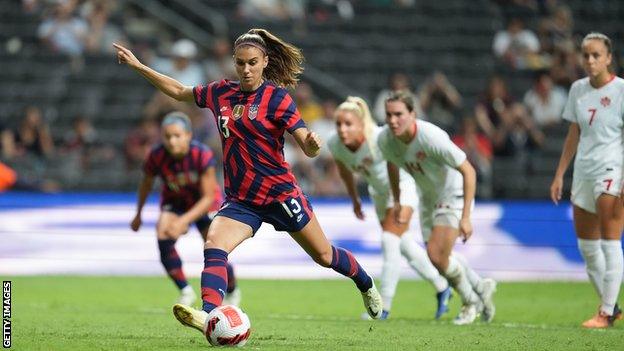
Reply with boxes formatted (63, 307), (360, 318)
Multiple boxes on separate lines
(0, 0), (610, 198)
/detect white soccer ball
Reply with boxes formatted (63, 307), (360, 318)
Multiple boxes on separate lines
(204, 305), (251, 347)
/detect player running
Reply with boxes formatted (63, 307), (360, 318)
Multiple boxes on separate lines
(115, 28), (383, 336)
(130, 112), (240, 307)
(328, 96), (451, 320)
(550, 32), (623, 328)
(378, 90), (496, 325)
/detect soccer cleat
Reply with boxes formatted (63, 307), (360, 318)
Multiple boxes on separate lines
(172, 304), (209, 333)
(435, 287), (452, 319)
(361, 283), (383, 319)
(582, 310), (611, 329)
(222, 287), (242, 307)
(479, 278), (497, 323)
(453, 302), (481, 325)
(177, 285), (197, 306)
(360, 310), (389, 320)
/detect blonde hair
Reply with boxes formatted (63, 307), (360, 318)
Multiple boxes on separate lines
(335, 96), (378, 156)
(234, 28), (304, 88)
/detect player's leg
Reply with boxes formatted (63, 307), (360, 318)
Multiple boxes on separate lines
(382, 205), (450, 319)
(427, 225), (481, 325)
(198, 222), (241, 307)
(173, 207), (257, 333)
(451, 251), (496, 322)
(289, 213), (382, 319)
(157, 211), (194, 304)
(596, 193), (624, 325)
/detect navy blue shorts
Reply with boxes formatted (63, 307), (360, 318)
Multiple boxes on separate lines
(162, 203), (212, 233)
(215, 194), (314, 234)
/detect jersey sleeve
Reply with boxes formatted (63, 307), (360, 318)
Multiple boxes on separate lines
(274, 89), (306, 133)
(562, 82), (578, 123)
(327, 134), (342, 160)
(425, 125), (466, 168)
(193, 80), (219, 112)
(377, 130), (396, 165)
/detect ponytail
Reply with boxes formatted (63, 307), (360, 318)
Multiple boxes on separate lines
(234, 28), (304, 88)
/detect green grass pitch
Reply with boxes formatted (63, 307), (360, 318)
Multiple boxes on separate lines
(9, 276), (622, 350)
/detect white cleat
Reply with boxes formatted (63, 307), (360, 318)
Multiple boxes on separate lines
(177, 286), (197, 306)
(172, 304), (208, 333)
(222, 287), (242, 307)
(479, 278), (497, 323)
(453, 302), (481, 325)
(361, 282), (383, 319)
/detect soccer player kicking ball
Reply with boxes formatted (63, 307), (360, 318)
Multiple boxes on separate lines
(328, 96), (452, 320)
(115, 28), (383, 336)
(550, 32), (623, 328)
(130, 112), (241, 307)
(378, 90), (496, 325)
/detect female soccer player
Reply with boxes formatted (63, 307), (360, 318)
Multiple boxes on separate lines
(378, 90), (496, 325)
(328, 96), (451, 320)
(114, 29), (383, 334)
(550, 32), (623, 328)
(130, 112), (240, 307)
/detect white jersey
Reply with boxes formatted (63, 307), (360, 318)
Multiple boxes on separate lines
(562, 76), (624, 180)
(327, 126), (413, 197)
(378, 120), (466, 202)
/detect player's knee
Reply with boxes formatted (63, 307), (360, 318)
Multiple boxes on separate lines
(427, 247), (445, 270)
(313, 249), (333, 268)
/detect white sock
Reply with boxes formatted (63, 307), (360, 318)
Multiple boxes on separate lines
(400, 232), (448, 292)
(578, 238), (605, 297)
(452, 252), (484, 294)
(600, 240), (623, 315)
(380, 232), (402, 311)
(444, 256), (479, 305)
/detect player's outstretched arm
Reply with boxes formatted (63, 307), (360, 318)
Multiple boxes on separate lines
(335, 160), (364, 220)
(113, 43), (194, 102)
(131, 175), (154, 232)
(292, 128), (321, 158)
(387, 161), (407, 224)
(550, 123), (579, 205)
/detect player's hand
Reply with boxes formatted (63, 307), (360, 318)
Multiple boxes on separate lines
(459, 217), (473, 243)
(353, 200), (365, 220)
(130, 214), (142, 232)
(393, 202), (408, 225)
(304, 131), (321, 157)
(166, 218), (189, 236)
(113, 43), (142, 69)
(550, 176), (563, 205)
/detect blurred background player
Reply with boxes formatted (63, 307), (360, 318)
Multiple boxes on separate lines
(378, 90), (497, 325)
(114, 28), (383, 335)
(130, 111), (240, 307)
(550, 32), (623, 329)
(328, 96), (451, 320)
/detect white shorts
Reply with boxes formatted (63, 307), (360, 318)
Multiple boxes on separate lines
(419, 193), (472, 242)
(370, 178), (419, 221)
(571, 173), (622, 214)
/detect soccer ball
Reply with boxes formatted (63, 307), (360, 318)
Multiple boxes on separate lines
(204, 305), (251, 347)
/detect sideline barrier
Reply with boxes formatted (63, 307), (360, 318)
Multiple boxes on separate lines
(1, 192), (618, 281)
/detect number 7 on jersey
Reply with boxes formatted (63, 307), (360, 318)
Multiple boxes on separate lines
(588, 108), (597, 126)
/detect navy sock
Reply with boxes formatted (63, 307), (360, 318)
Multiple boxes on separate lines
(329, 246), (373, 292)
(201, 248), (229, 313)
(158, 239), (187, 290)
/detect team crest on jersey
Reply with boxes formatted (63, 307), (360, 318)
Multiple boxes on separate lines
(416, 151), (427, 160)
(601, 96), (611, 107)
(248, 104), (259, 120)
(232, 104), (245, 120)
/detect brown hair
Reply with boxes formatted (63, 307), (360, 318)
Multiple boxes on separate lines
(234, 28), (304, 88)
(385, 90), (417, 113)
